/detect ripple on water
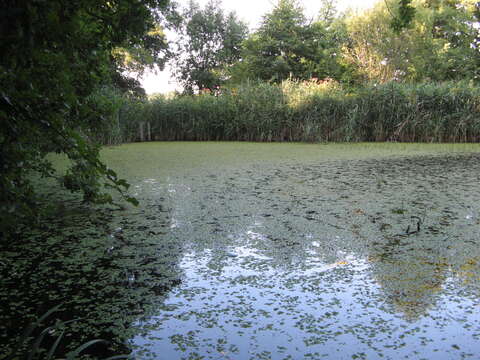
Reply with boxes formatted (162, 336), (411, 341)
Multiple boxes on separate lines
(130, 153), (480, 359)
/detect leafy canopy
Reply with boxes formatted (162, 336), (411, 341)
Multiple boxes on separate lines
(0, 0), (173, 235)
(173, 0), (248, 93)
(342, 0), (480, 83)
(230, 0), (346, 83)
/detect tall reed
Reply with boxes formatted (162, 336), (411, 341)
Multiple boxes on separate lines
(100, 80), (480, 144)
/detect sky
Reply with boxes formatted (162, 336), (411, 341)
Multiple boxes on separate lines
(141, 0), (379, 94)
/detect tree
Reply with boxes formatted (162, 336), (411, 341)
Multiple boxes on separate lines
(318, 0), (338, 25)
(230, 0), (345, 83)
(172, 0), (248, 93)
(390, 0), (416, 32)
(0, 0), (174, 235)
(342, 0), (480, 84)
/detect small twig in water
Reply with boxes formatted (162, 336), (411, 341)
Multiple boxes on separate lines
(406, 216), (422, 235)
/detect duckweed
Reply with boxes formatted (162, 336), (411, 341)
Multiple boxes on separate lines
(3, 142), (480, 359)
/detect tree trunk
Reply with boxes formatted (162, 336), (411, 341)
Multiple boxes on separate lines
(139, 122), (144, 141)
(146, 122), (151, 141)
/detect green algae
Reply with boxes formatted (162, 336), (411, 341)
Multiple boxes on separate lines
(4, 142), (480, 359)
(123, 143), (480, 359)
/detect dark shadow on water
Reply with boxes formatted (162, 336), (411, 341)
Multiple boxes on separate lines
(0, 189), (183, 359)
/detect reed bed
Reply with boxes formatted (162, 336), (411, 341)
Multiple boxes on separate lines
(98, 80), (480, 144)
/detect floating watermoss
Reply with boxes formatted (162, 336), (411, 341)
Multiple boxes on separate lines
(5, 143), (480, 359)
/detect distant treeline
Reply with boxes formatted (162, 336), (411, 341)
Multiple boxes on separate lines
(91, 80), (480, 144)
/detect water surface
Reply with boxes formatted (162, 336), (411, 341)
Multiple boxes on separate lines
(3, 142), (480, 359)
(104, 143), (480, 359)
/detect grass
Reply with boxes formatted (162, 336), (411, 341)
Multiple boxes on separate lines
(6, 305), (132, 360)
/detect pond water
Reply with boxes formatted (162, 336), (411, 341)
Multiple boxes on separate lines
(3, 142), (480, 359)
(115, 143), (480, 360)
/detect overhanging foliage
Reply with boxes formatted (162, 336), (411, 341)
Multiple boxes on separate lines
(0, 0), (173, 235)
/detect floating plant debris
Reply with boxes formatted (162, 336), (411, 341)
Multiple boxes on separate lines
(3, 143), (480, 359)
